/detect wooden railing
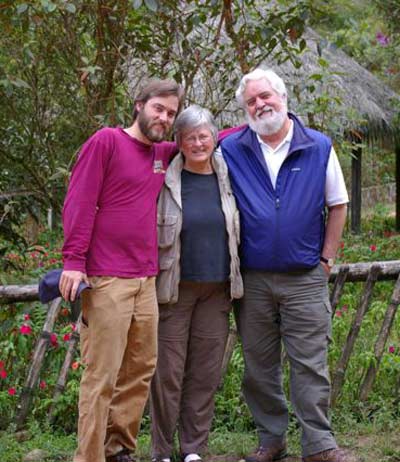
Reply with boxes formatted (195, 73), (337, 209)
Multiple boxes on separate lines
(1, 260), (400, 428)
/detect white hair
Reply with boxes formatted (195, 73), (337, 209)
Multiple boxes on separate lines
(174, 104), (218, 148)
(235, 68), (287, 107)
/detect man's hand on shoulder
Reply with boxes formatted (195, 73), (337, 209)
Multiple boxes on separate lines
(59, 270), (89, 302)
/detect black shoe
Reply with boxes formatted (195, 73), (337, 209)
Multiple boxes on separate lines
(106, 448), (135, 462)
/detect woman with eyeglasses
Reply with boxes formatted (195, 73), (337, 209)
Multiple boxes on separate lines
(150, 105), (243, 462)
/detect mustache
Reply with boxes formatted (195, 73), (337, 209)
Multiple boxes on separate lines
(255, 106), (275, 118)
(151, 121), (168, 130)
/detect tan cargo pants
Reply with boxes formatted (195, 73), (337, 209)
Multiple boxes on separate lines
(73, 276), (158, 462)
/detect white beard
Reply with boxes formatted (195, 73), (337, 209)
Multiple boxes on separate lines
(247, 105), (287, 136)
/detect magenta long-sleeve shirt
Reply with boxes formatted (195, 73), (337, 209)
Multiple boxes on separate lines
(62, 127), (176, 277)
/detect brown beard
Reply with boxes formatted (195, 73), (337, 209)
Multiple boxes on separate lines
(137, 110), (169, 142)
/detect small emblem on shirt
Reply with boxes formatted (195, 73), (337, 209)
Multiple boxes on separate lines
(153, 159), (166, 174)
(291, 167), (301, 172)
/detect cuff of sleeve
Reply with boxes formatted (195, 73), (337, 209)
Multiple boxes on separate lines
(63, 260), (87, 273)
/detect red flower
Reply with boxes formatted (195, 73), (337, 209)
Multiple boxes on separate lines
(70, 323), (77, 332)
(39, 380), (46, 389)
(8, 387), (16, 396)
(0, 369), (7, 379)
(339, 241), (345, 249)
(335, 310), (342, 317)
(20, 324), (32, 335)
(71, 361), (80, 370)
(388, 345), (395, 354)
(0, 360), (4, 369)
(370, 245), (377, 252)
(63, 333), (71, 342)
(24, 313), (30, 321)
(61, 308), (70, 317)
(50, 333), (58, 347)
(341, 304), (348, 312)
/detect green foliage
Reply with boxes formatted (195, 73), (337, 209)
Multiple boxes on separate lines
(0, 298), (81, 431)
(309, 0), (400, 92)
(0, 0), (310, 243)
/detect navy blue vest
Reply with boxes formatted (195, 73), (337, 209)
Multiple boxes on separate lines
(220, 113), (331, 272)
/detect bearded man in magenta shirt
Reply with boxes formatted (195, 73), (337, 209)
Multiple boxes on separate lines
(59, 79), (184, 462)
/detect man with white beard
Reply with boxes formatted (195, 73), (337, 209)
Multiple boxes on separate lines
(220, 68), (352, 462)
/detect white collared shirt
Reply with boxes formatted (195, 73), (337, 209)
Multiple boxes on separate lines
(257, 122), (349, 206)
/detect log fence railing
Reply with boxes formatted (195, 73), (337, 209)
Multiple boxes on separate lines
(1, 260), (400, 428)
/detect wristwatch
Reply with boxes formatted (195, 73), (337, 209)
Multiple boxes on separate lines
(320, 256), (335, 268)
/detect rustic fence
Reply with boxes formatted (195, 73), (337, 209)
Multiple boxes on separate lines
(1, 260), (400, 428)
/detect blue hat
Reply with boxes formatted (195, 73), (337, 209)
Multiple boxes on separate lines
(38, 269), (90, 303)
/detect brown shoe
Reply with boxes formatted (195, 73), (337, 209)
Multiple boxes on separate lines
(245, 442), (287, 462)
(303, 448), (354, 462)
(106, 448), (135, 462)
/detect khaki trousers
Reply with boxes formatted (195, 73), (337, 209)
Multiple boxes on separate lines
(150, 281), (231, 459)
(73, 276), (158, 462)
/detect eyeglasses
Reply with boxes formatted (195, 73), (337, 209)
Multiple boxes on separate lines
(182, 134), (213, 145)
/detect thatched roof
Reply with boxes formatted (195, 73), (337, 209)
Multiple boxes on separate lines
(127, 27), (400, 146)
(274, 29), (400, 145)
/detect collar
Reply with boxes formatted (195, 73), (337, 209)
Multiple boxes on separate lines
(236, 113), (315, 154)
(256, 120), (294, 152)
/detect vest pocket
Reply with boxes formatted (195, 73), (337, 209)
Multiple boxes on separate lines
(157, 214), (178, 248)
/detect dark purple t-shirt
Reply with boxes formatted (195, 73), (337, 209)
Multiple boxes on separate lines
(62, 127), (176, 277)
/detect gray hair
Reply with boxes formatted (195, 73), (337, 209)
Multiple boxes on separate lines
(174, 104), (218, 148)
(235, 68), (287, 107)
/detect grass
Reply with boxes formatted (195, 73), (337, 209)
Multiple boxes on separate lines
(1, 422), (400, 462)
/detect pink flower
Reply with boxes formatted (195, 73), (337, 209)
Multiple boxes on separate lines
(341, 304), (348, 312)
(24, 313), (30, 321)
(335, 310), (342, 317)
(0, 360), (4, 369)
(8, 387), (16, 396)
(20, 324), (32, 335)
(71, 361), (80, 370)
(370, 245), (377, 252)
(70, 323), (77, 332)
(388, 345), (395, 354)
(39, 380), (46, 389)
(376, 32), (390, 46)
(0, 369), (7, 379)
(50, 333), (58, 347)
(63, 333), (71, 342)
(37, 261), (44, 268)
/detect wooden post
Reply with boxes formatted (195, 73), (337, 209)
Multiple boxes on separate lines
(359, 273), (400, 401)
(331, 265), (380, 405)
(351, 145), (362, 234)
(219, 327), (238, 387)
(330, 265), (349, 315)
(15, 298), (62, 429)
(396, 144), (400, 231)
(48, 317), (81, 423)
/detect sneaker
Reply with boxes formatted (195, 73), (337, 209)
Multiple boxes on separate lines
(183, 454), (202, 462)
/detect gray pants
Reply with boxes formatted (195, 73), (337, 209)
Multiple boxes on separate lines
(236, 266), (337, 457)
(150, 281), (231, 458)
